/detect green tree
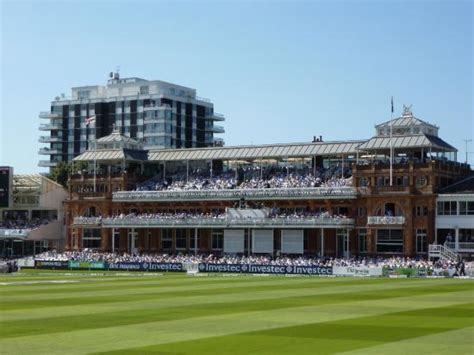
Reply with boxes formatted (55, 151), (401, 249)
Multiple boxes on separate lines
(48, 161), (70, 187)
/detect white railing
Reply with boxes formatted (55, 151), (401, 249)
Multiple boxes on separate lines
(74, 216), (354, 228)
(428, 244), (458, 262)
(0, 229), (30, 237)
(445, 242), (474, 251)
(113, 187), (357, 202)
(101, 217), (354, 228)
(367, 216), (406, 225)
(73, 217), (103, 225)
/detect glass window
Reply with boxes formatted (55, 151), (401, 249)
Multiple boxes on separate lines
(212, 229), (223, 250)
(416, 176), (427, 186)
(416, 206), (428, 217)
(161, 229), (172, 250)
(358, 229), (367, 253)
(459, 201), (474, 215)
(82, 229), (101, 249)
(376, 229), (403, 253)
(176, 229), (187, 250)
(416, 229), (427, 253)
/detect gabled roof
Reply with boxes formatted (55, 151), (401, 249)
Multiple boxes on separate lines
(96, 131), (140, 145)
(73, 149), (148, 162)
(357, 134), (456, 152)
(148, 140), (365, 162)
(375, 115), (433, 128)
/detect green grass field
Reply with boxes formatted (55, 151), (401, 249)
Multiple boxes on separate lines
(0, 271), (473, 355)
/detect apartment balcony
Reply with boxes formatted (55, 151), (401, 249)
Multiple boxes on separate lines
(205, 112), (225, 121)
(211, 125), (225, 134)
(39, 148), (61, 155)
(38, 160), (58, 167)
(39, 123), (62, 131)
(39, 111), (62, 119)
(367, 216), (406, 226)
(39, 136), (62, 143)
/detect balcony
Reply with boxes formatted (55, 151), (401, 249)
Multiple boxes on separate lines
(367, 216), (406, 225)
(39, 148), (61, 155)
(39, 111), (62, 119)
(39, 123), (62, 131)
(0, 229), (30, 238)
(445, 242), (474, 253)
(211, 125), (225, 134)
(38, 160), (58, 167)
(39, 136), (62, 143)
(72, 216), (354, 228)
(206, 112), (225, 121)
(113, 187), (358, 202)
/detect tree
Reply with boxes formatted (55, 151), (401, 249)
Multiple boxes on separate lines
(48, 161), (70, 188)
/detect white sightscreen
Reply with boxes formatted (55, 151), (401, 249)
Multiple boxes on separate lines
(252, 230), (274, 254)
(224, 229), (245, 253)
(281, 229), (304, 254)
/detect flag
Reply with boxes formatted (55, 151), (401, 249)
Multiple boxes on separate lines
(85, 115), (96, 125)
(391, 97), (394, 114)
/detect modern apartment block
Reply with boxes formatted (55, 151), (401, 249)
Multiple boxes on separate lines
(39, 72), (225, 170)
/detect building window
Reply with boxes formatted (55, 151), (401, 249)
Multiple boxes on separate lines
(189, 230), (200, 250)
(176, 229), (187, 250)
(376, 229), (403, 253)
(416, 229), (427, 253)
(358, 229), (367, 253)
(416, 176), (427, 186)
(357, 207), (367, 217)
(161, 229), (173, 250)
(437, 201), (457, 215)
(212, 229), (223, 250)
(82, 229), (101, 249)
(359, 177), (369, 187)
(459, 201), (474, 215)
(139, 86), (149, 95)
(415, 206), (428, 217)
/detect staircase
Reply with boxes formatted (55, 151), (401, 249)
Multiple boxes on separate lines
(428, 244), (458, 262)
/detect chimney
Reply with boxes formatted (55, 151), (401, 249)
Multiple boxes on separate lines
(319, 135), (323, 142)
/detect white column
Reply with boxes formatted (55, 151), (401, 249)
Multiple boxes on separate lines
(131, 228), (136, 253)
(112, 228), (115, 253)
(320, 228), (324, 257)
(194, 227), (198, 255)
(346, 229), (350, 258)
(455, 228), (459, 251)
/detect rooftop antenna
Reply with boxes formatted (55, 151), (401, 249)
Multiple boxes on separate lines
(115, 65), (120, 80)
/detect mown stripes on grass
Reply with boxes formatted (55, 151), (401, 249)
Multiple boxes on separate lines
(0, 273), (472, 355)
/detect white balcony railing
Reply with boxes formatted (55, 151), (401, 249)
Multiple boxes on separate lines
(0, 229), (30, 237)
(39, 123), (62, 131)
(113, 187), (357, 202)
(39, 136), (62, 143)
(39, 148), (60, 155)
(38, 160), (58, 167)
(39, 112), (62, 119)
(367, 216), (406, 225)
(74, 216), (354, 228)
(446, 242), (474, 251)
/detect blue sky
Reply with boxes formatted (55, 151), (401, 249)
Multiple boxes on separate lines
(1, 0), (472, 173)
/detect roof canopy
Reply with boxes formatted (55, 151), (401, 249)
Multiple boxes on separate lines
(357, 134), (456, 152)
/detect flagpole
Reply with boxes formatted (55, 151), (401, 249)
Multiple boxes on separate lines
(390, 97), (394, 187)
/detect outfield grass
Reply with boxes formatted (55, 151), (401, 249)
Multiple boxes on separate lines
(0, 272), (472, 354)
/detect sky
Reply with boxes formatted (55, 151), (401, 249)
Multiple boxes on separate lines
(0, 0), (472, 174)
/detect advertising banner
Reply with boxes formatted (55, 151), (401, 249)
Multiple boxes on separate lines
(198, 263), (332, 275)
(68, 261), (105, 269)
(107, 262), (183, 271)
(333, 266), (383, 277)
(35, 260), (69, 269)
(382, 267), (427, 277)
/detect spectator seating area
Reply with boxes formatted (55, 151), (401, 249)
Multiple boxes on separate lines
(135, 165), (352, 192)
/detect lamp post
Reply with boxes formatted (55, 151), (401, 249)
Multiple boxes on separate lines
(463, 139), (472, 164)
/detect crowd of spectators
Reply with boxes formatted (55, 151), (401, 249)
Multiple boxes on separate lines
(135, 165), (352, 192)
(34, 250), (469, 275)
(0, 219), (49, 232)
